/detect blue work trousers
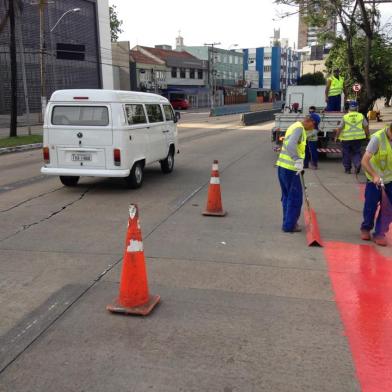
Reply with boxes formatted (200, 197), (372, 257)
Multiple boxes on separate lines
(342, 140), (362, 171)
(278, 166), (303, 232)
(361, 182), (392, 237)
(304, 141), (318, 168)
(326, 95), (341, 111)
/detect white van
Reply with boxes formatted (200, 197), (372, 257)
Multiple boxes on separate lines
(41, 89), (179, 188)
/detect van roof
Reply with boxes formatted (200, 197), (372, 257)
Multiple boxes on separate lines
(49, 89), (169, 104)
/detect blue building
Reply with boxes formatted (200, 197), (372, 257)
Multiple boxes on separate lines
(243, 46), (301, 99)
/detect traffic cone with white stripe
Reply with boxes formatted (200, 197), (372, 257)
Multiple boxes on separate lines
(107, 204), (160, 316)
(203, 160), (226, 216)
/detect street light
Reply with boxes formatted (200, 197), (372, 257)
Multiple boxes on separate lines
(39, 6), (81, 119)
(50, 8), (81, 32)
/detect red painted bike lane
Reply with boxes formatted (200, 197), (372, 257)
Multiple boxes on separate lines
(324, 242), (392, 391)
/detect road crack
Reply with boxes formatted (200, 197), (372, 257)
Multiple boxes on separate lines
(0, 187), (93, 243)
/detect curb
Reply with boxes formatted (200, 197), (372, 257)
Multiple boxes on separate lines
(0, 143), (43, 155)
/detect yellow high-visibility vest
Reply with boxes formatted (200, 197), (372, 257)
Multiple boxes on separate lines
(365, 127), (392, 183)
(276, 121), (307, 171)
(339, 112), (366, 141)
(328, 76), (344, 97)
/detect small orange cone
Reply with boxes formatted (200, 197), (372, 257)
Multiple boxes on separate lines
(107, 204), (160, 316)
(203, 160), (226, 216)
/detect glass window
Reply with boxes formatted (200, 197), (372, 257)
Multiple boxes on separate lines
(171, 67), (177, 78)
(190, 69), (195, 79)
(52, 106), (109, 126)
(163, 105), (174, 121)
(125, 104), (147, 125)
(234, 56), (238, 64)
(198, 69), (203, 79)
(146, 104), (164, 123)
(180, 68), (186, 78)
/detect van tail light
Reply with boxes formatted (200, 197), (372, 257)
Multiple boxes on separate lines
(43, 147), (50, 163)
(113, 148), (121, 166)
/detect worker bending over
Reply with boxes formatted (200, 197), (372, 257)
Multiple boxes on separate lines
(276, 116), (316, 233)
(325, 68), (346, 112)
(361, 123), (392, 247)
(335, 101), (369, 174)
(304, 106), (321, 169)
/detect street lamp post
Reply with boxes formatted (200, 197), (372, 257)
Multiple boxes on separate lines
(39, 5), (80, 119)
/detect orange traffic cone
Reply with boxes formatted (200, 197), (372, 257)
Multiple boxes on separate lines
(203, 160), (226, 216)
(107, 204), (160, 316)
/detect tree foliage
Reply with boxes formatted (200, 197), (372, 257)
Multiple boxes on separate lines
(275, 0), (392, 112)
(297, 71), (326, 85)
(109, 5), (123, 42)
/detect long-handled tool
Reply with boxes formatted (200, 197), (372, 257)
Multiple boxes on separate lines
(299, 171), (323, 247)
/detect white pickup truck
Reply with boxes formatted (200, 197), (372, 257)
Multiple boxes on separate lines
(272, 85), (344, 156)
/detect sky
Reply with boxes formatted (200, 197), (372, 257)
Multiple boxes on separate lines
(111, 0), (392, 50)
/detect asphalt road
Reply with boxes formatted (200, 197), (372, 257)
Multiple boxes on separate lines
(0, 112), (377, 391)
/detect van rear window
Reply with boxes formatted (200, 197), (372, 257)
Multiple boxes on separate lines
(52, 106), (109, 126)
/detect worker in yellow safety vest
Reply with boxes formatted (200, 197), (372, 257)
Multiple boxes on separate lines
(360, 123), (392, 246)
(335, 101), (369, 174)
(276, 116), (317, 233)
(325, 68), (346, 112)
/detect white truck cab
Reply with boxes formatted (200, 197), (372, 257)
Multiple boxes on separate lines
(41, 89), (178, 188)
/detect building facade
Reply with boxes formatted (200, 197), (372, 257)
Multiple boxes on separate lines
(130, 45), (209, 108)
(243, 46), (301, 99)
(0, 0), (113, 116)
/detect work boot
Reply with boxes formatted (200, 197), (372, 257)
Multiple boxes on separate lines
(355, 166), (361, 175)
(282, 224), (302, 233)
(360, 230), (371, 241)
(373, 236), (387, 247)
(345, 169), (351, 174)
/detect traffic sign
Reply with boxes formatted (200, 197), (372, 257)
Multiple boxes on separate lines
(353, 83), (362, 92)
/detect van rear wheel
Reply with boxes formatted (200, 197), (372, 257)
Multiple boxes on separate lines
(125, 161), (144, 189)
(59, 176), (79, 187)
(160, 149), (175, 174)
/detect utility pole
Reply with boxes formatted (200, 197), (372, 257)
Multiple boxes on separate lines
(204, 42), (221, 109)
(9, 0), (17, 137)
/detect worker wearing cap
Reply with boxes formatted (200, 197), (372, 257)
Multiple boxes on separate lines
(360, 123), (392, 246)
(335, 101), (369, 174)
(304, 106), (321, 169)
(325, 68), (346, 112)
(276, 116), (316, 233)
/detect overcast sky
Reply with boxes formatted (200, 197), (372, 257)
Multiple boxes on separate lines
(111, 0), (392, 50)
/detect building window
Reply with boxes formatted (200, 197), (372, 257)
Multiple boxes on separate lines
(239, 57), (243, 65)
(264, 65), (271, 72)
(171, 67), (177, 78)
(229, 55), (233, 64)
(234, 56), (238, 64)
(180, 68), (186, 78)
(217, 54), (221, 62)
(197, 69), (203, 79)
(190, 69), (195, 79)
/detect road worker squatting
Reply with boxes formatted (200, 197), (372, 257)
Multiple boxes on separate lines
(361, 122), (392, 247)
(276, 116), (316, 233)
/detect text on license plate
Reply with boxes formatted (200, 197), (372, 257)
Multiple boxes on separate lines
(71, 153), (92, 162)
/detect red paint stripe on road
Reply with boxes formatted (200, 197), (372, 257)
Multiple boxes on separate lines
(324, 242), (392, 392)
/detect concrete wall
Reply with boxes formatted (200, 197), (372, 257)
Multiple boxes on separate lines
(112, 41), (130, 90)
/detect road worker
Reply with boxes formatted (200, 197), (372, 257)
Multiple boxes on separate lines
(335, 101), (369, 174)
(276, 116), (316, 233)
(304, 106), (321, 170)
(325, 68), (347, 112)
(360, 123), (392, 247)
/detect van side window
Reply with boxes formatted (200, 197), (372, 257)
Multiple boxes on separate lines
(125, 104), (147, 125)
(163, 105), (174, 121)
(145, 104), (164, 123)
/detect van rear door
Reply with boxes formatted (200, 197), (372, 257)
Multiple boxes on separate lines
(49, 104), (112, 169)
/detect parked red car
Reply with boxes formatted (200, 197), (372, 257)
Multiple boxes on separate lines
(170, 98), (189, 110)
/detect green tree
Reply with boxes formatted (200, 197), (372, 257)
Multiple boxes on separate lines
(297, 71), (326, 85)
(109, 4), (123, 42)
(275, 0), (391, 112)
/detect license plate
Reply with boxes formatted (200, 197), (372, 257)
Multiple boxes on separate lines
(71, 153), (92, 162)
